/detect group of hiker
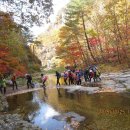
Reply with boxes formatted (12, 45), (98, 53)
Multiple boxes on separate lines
(0, 73), (34, 94)
(0, 65), (101, 94)
(55, 65), (101, 86)
(0, 74), (18, 94)
(0, 72), (50, 94)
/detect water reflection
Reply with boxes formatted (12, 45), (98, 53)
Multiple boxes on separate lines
(57, 88), (62, 98)
(7, 88), (130, 130)
(28, 91), (72, 130)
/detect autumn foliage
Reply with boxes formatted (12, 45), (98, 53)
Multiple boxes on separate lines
(0, 12), (41, 76)
(0, 44), (27, 77)
(56, 0), (130, 67)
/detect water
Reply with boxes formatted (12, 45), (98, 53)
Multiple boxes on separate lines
(6, 73), (130, 130)
(7, 86), (130, 130)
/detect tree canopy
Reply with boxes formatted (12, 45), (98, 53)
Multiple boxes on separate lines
(0, 12), (41, 76)
(56, 0), (130, 67)
(0, 0), (53, 26)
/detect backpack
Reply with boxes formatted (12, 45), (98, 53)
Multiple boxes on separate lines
(11, 76), (16, 81)
(27, 75), (32, 80)
(42, 76), (47, 82)
(58, 73), (61, 78)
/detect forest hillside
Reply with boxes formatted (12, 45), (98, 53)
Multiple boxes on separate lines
(0, 12), (41, 76)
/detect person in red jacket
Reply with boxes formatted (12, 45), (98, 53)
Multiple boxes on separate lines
(41, 74), (48, 88)
(11, 74), (18, 90)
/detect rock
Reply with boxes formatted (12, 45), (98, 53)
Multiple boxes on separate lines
(66, 85), (82, 93)
(114, 88), (126, 93)
(0, 114), (41, 130)
(78, 87), (99, 94)
(53, 112), (85, 123)
(62, 85), (100, 94)
(115, 84), (125, 88)
(123, 80), (130, 89)
(65, 112), (85, 122)
(53, 115), (66, 121)
(102, 80), (116, 88)
(0, 94), (41, 130)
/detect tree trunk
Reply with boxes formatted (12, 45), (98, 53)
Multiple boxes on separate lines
(96, 28), (106, 62)
(81, 12), (97, 63)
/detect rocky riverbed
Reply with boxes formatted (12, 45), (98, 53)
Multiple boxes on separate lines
(61, 70), (130, 94)
(0, 94), (41, 130)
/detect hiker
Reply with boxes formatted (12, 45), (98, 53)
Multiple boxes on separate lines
(2, 77), (6, 94)
(68, 71), (73, 85)
(92, 65), (97, 82)
(89, 69), (94, 82)
(55, 71), (61, 86)
(79, 69), (84, 77)
(41, 74), (48, 88)
(0, 77), (3, 94)
(77, 72), (82, 85)
(11, 74), (18, 90)
(63, 71), (68, 85)
(26, 74), (33, 89)
(72, 72), (77, 85)
(84, 68), (89, 82)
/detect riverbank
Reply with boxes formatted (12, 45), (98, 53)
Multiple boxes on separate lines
(0, 94), (41, 130)
(4, 69), (130, 97)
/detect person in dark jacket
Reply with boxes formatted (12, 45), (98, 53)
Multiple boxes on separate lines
(55, 71), (61, 86)
(26, 74), (33, 89)
(0, 77), (3, 94)
(77, 72), (82, 85)
(84, 68), (89, 82)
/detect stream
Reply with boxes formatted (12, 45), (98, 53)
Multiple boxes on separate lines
(7, 72), (130, 130)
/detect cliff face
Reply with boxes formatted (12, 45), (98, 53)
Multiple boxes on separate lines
(31, 43), (61, 70)
(30, 8), (65, 70)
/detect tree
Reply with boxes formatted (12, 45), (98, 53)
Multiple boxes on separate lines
(58, 25), (87, 65)
(0, 0), (53, 26)
(65, 0), (98, 63)
(0, 12), (41, 75)
(56, 0), (130, 66)
(103, 0), (130, 63)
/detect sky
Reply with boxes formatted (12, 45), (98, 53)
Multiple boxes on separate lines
(31, 0), (70, 37)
